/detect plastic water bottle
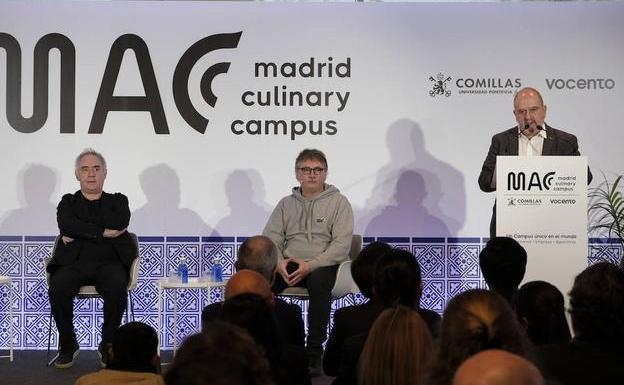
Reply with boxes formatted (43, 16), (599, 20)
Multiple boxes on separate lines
(212, 256), (223, 282)
(178, 255), (189, 284)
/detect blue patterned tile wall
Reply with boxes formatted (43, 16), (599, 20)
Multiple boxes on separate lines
(0, 235), (621, 350)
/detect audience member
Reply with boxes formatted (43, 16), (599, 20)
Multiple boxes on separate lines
(536, 262), (624, 385)
(224, 269), (274, 301)
(201, 236), (304, 347)
(373, 248), (441, 335)
(513, 281), (571, 346)
(74, 322), (162, 385)
(479, 237), (527, 303)
(323, 242), (392, 376)
(164, 322), (274, 385)
(426, 289), (532, 385)
(359, 306), (433, 385)
(221, 293), (310, 385)
(329, 248), (441, 385)
(453, 350), (544, 385)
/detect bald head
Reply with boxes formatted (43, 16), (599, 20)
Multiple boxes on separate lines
(224, 270), (273, 305)
(453, 350), (544, 385)
(235, 235), (278, 283)
(513, 87), (544, 108)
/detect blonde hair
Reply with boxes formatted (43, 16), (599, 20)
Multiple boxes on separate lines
(359, 306), (433, 385)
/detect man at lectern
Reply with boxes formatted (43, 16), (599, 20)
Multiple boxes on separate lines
(263, 148), (354, 377)
(47, 149), (135, 369)
(478, 87), (592, 238)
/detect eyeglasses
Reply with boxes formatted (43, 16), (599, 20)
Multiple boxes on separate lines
(297, 167), (326, 175)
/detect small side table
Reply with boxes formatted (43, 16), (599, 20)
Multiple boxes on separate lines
(0, 276), (14, 362)
(156, 278), (226, 356)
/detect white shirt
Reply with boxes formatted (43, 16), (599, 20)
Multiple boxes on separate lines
(490, 125), (549, 189)
(518, 125), (548, 156)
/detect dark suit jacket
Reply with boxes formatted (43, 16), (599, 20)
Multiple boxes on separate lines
(202, 297), (305, 347)
(478, 125), (592, 237)
(323, 300), (384, 376)
(323, 299), (441, 380)
(47, 190), (135, 274)
(536, 338), (624, 385)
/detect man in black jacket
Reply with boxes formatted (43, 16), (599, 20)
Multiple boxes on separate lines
(201, 235), (305, 347)
(48, 149), (135, 369)
(478, 87), (592, 238)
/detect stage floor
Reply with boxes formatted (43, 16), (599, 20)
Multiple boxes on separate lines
(0, 350), (333, 385)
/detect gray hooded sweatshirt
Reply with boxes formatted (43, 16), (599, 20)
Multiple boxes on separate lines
(263, 184), (354, 271)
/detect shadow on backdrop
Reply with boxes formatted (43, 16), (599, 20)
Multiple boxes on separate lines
(214, 169), (272, 237)
(355, 119), (466, 237)
(365, 170), (451, 237)
(0, 164), (58, 235)
(132, 164), (214, 236)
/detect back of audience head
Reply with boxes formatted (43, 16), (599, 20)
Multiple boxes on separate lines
(373, 248), (423, 308)
(220, 292), (282, 365)
(107, 321), (159, 373)
(427, 289), (531, 385)
(236, 236), (278, 284)
(569, 261), (624, 343)
(513, 280), (571, 345)
(351, 241), (392, 299)
(452, 349), (544, 385)
(479, 237), (527, 303)
(359, 305), (433, 385)
(165, 322), (274, 385)
(224, 269), (274, 306)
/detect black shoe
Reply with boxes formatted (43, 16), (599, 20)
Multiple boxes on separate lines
(308, 353), (323, 378)
(97, 342), (112, 368)
(54, 341), (79, 369)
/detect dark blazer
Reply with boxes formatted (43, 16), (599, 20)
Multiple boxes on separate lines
(478, 125), (592, 237)
(323, 300), (384, 376)
(47, 191), (135, 274)
(202, 297), (305, 347)
(536, 338), (624, 385)
(324, 299), (441, 380)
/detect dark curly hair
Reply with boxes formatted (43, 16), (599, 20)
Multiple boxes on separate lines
(569, 262), (624, 343)
(425, 289), (532, 385)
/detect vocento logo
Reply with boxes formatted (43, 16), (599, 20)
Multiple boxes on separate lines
(0, 31), (242, 134)
(545, 78), (615, 91)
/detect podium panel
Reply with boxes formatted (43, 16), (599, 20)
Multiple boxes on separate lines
(496, 156), (588, 297)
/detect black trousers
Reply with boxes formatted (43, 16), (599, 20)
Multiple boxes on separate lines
(274, 264), (338, 355)
(48, 260), (128, 351)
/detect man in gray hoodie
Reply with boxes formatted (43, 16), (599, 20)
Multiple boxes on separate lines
(263, 148), (354, 377)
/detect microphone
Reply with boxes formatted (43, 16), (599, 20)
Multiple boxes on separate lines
(521, 123), (544, 133)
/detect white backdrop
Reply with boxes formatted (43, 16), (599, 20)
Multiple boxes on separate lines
(1, 1), (623, 238)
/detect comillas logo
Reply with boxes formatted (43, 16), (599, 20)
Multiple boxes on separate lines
(0, 32), (242, 134)
(507, 171), (555, 191)
(428, 72), (522, 97)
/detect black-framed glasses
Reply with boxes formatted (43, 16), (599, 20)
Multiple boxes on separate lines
(297, 167), (325, 175)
